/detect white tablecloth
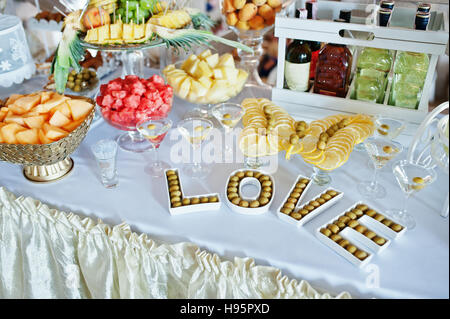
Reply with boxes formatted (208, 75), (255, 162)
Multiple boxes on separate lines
(0, 70), (448, 299)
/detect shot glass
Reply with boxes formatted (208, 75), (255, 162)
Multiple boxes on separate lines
(91, 139), (119, 188)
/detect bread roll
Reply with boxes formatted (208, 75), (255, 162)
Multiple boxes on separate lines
(267, 0), (282, 8)
(238, 3), (258, 22)
(224, 0), (236, 13)
(258, 4), (275, 20)
(233, 0), (246, 10)
(227, 12), (238, 26)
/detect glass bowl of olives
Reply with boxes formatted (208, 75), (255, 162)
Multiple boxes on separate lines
(66, 68), (99, 96)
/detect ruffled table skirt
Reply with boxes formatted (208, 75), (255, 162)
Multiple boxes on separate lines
(0, 187), (351, 299)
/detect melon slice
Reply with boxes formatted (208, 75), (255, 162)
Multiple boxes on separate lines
(50, 102), (72, 118)
(23, 115), (46, 129)
(0, 108), (8, 121)
(49, 110), (71, 127)
(4, 113), (25, 126)
(38, 129), (54, 144)
(43, 123), (68, 141)
(5, 94), (24, 106)
(62, 119), (84, 132)
(36, 94), (69, 113)
(16, 128), (40, 144)
(66, 99), (94, 121)
(39, 91), (54, 103)
(0, 123), (26, 144)
(12, 95), (41, 113)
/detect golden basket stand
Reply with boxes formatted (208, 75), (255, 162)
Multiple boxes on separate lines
(0, 98), (95, 183)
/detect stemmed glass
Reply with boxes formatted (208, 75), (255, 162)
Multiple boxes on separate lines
(387, 160), (437, 229)
(177, 117), (213, 178)
(211, 103), (244, 154)
(366, 117), (406, 168)
(374, 117), (406, 139)
(137, 118), (173, 177)
(358, 137), (403, 199)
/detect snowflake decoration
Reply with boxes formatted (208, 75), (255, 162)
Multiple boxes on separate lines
(0, 60), (11, 71)
(9, 38), (27, 63)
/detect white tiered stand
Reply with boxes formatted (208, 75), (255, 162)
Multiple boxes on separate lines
(272, 1), (449, 143)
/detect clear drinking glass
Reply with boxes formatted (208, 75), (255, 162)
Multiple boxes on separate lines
(137, 117), (173, 178)
(177, 117), (213, 178)
(387, 160), (437, 229)
(358, 137), (403, 199)
(91, 139), (119, 188)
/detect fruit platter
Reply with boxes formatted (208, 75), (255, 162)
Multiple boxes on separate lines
(0, 91), (95, 182)
(51, 0), (253, 94)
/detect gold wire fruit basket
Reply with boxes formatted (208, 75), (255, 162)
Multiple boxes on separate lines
(0, 96), (95, 183)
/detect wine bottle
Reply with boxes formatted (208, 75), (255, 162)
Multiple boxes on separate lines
(304, 5), (321, 80)
(284, 9), (311, 92)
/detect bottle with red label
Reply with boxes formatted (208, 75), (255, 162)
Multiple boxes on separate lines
(313, 25), (353, 98)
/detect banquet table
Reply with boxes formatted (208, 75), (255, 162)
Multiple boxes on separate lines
(0, 68), (448, 299)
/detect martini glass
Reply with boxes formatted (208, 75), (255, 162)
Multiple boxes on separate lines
(137, 118), (173, 177)
(211, 103), (244, 154)
(358, 137), (403, 199)
(374, 117), (406, 139)
(386, 160), (437, 229)
(367, 117), (406, 169)
(177, 117), (213, 178)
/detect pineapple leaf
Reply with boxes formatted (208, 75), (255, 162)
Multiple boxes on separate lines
(52, 26), (86, 93)
(155, 28), (253, 53)
(190, 12), (216, 31)
(54, 63), (69, 94)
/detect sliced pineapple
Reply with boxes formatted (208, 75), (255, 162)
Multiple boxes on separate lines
(149, 10), (192, 30)
(205, 54), (219, 69)
(123, 23), (134, 41)
(97, 25), (110, 43)
(218, 53), (235, 69)
(198, 49), (212, 60)
(133, 24), (145, 40)
(84, 28), (98, 42)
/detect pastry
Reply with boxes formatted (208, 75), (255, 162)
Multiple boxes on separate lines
(238, 3), (258, 22)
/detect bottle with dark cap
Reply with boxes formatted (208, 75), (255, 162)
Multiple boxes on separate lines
(415, 12), (430, 30)
(417, 3), (431, 13)
(304, 5), (321, 80)
(378, 8), (392, 27)
(339, 10), (352, 23)
(305, 1), (317, 20)
(380, 1), (395, 10)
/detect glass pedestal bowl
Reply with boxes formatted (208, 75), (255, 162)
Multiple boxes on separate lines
(220, 0), (288, 89)
(163, 61), (248, 122)
(96, 103), (154, 153)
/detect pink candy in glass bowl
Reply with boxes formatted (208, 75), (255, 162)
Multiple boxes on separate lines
(96, 75), (173, 153)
